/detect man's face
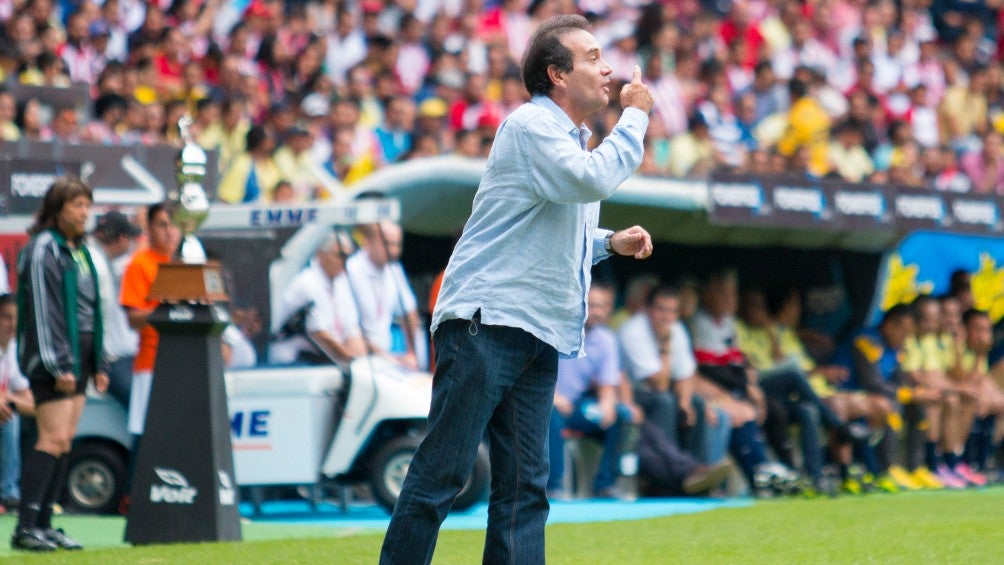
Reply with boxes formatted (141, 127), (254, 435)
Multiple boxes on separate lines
(941, 298), (962, 335)
(586, 287), (614, 327)
(917, 301), (941, 335)
(148, 209), (180, 256)
(556, 29), (612, 120)
(365, 223), (403, 267)
(965, 315), (993, 354)
(0, 303), (15, 343)
(316, 246), (345, 279)
(647, 294), (679, 336)
(884, 316), (914, 350)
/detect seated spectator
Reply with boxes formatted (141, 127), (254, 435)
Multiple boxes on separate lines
(698, 86), (753, 169)
(777, 77), (831, 177)
(346, 222), (423, 370)
(687, 271), (783, 489)
(960, 130), (1004, 194)
(826, 120), (874, 182)
(274, 126), (339, 201)
(831, 305), (916, 493)
(668, 113), (716, 177)
(736, 287), (861, 492)
(953, 309), (1003, 482)
(40, 106), (81, 143)
(0, 293), (35, 513)
(269, 232), (365, 365)
(83, 93), (129, 145)
(619, 286), (731, 467)
(218, 125), (281, 204)
(931, 145), (973, 192)
(900, 295), (972, 488)
(608, 273), (658, 330)
(904, 84), (940, 149)
(0, 88), (19, 141)
(939, 62), (989, 149)
(375, 96), (416, 163)
(766, 287), (893, 494)
(547, 282), (633, 500)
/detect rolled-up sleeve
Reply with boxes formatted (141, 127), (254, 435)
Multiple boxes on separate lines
(525, 108), (648, 204)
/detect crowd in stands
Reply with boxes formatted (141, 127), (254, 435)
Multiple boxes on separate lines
(0, 0), (1001, 199)
(550, 267), (1004, 499)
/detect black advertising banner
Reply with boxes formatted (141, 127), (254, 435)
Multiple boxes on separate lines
(0, 141), (219, 214)
(3, 158), (82, 215)
(943, 194), (1002, 233)
(708, 173), (1004, 236)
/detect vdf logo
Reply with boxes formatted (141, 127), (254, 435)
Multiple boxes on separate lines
(150, 467), (198, 504)
(168, 304), (195, 321)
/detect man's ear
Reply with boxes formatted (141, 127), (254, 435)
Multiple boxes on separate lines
(546, 64), (564, 89)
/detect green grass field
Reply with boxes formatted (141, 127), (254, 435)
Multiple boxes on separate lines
(4, 488), (1004, 563)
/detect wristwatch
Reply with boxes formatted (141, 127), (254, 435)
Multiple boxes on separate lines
(604, 233), (614, 255)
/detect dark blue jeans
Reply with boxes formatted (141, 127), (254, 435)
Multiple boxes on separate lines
(380, 315), (558, 565)
(546, 399), (629, 494)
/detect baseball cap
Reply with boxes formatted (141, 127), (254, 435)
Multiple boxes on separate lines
(95, 211), (142, 238)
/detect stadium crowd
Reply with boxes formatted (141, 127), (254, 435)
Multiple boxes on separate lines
(0, 0), (999, 195)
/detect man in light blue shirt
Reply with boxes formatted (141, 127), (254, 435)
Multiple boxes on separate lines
(381, 14), (654, 565)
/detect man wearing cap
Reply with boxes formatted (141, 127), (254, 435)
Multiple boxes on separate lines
(87, 211), (141, 409)
(381, 15), (653, 564)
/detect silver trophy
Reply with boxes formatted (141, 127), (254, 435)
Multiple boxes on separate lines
(173, 115), (210, 263)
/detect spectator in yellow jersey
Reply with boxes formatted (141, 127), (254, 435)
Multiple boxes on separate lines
(952, 310), (1004, 484)
(900, 295), (973, 488)
(776, 78), (830, 177)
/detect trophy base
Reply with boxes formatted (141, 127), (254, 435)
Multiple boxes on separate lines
(148, 261), (229, 303)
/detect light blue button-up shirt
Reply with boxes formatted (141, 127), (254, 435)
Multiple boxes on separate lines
(431, 95), (648, 357)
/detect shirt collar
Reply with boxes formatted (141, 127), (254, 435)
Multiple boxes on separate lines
(531, 95), (592, 145)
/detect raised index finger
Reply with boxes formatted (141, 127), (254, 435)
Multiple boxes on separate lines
(632, 65), (642, 84)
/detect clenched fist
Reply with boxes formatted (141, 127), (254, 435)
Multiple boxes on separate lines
(620, 65), (653, 113)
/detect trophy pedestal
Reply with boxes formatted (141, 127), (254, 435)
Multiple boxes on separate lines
(149, 261), (228, 303)
(125, 261), (240, 545)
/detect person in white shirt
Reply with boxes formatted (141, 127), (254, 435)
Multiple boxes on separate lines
(270, 233), (366, 365)
(346, 221), (422, 369)
(87, 211), (141, 409)
(0, 294), (35, 509)
(619, 286), (730, 465)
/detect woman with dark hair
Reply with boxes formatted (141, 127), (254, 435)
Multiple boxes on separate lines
(12, 177), (108, 552)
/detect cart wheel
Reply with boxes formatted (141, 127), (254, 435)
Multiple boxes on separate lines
(64, 442), (128, 515)
(370, 435), (422, 513)
(369, 437), (491, 514)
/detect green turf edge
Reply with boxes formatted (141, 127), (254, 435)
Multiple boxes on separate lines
(4, 487), (1004, 564)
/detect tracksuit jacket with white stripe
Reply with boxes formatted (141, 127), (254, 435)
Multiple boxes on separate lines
(16, 227), (106, 383)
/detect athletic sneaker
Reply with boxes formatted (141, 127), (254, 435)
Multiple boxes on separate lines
(840, 477), (863, 495)
(864, 473), (900, 494)
(10, 528), (57, 552)
(910, 467), (944, 489)
(43, 528), (83, 550)
(953, 463), (988, 487)
(934, 464), (967, 489)
(887, 465), (923, 490)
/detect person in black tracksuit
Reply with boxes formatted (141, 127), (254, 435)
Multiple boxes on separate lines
(12, 178), (109, 552)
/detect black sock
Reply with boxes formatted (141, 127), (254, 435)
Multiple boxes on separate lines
(943, 451), (960, 469)
(925, 441), (939, 471)
(730, 422), (767, 484)
(37, 455), (69, 529)
(16, 450), (58, 531)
